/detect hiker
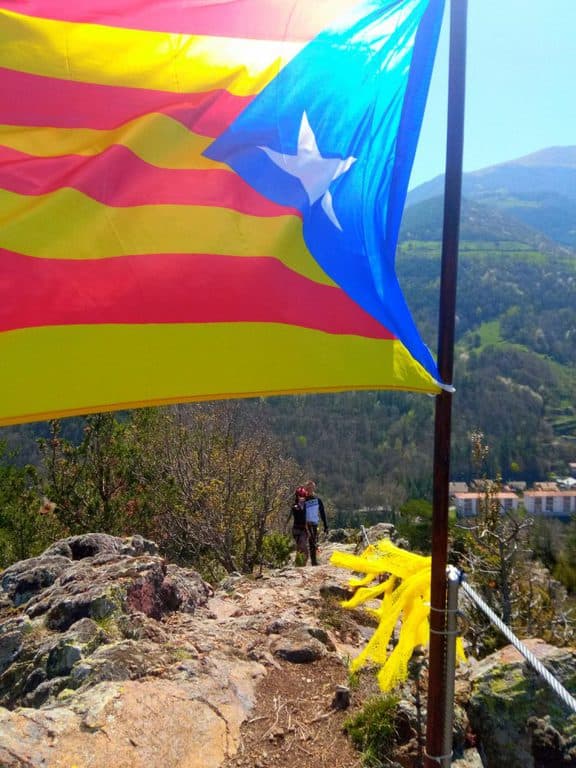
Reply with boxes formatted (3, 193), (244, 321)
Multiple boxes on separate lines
(288, 486), (309, 565)
(304, 480), (328, 566)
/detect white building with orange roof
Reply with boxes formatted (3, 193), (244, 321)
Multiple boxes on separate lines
(523, 490), (576, 519)
(453, 492), (520, 519)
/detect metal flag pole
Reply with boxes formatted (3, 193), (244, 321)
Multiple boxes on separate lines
(424, 0), (468, 766)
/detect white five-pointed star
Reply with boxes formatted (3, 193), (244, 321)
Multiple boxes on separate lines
(259, 112), (356, 231)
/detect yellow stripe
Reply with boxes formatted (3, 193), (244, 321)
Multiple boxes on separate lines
(0, 188), (330, 286)
(0, 119), (226, 171)
(0, 324), (440, 426)
(0, 9), (300, 96)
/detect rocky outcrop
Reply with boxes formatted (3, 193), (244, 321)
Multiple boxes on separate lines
(0, 533), (355, 768)
(0, 533), (212, 710)
(1, 531), (573, 768)
(0, 533), (269, 767)
(467, 639), (576, 768)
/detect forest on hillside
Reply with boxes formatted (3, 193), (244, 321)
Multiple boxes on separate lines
(263, 194), (576, 508)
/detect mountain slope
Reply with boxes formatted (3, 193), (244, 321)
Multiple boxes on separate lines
(407, 146), (576, 248)
(267, 191), (576, 507)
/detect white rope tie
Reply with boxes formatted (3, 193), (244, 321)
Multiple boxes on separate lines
(423, 748), (453, 764)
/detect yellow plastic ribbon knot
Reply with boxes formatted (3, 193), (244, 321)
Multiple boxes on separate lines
(330, 540), (465, 691)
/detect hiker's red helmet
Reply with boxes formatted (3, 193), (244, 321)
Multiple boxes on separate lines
(296, 486), (308, 498)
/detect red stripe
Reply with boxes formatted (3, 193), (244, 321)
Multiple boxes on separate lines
(4, 0), (358, 40)
(0, 68), (250, 135)
(0, 249), (394, 340)
(0, 145), (297, 216)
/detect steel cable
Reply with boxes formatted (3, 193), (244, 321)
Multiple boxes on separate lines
(460, 577), (576, 715)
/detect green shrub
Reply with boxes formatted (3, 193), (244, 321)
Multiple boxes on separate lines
(396, 499), (434, 553)
(344, 694), (399, 767)
(554, 556), (576, 593)
(294, 551), (307, 567)
(261, 532), (293, 568)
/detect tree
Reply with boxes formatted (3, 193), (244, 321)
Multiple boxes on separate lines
(396, 498), (434, 553)
(0, 443), (65, 567)
(130, 402), (302, 579)
(452, 431), (574, 654)
(37, 414), (152, 536)
(32, 405), (303, 580)
(549, 517), (576, 595)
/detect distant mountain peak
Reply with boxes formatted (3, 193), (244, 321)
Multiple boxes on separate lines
(406, 146), (576, 248)
(500, 145), (576, 169)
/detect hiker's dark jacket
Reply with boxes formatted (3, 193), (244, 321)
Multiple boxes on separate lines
(290, 502), (307, 528)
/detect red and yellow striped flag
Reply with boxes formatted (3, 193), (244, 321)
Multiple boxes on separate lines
(0, 0), (445, 426)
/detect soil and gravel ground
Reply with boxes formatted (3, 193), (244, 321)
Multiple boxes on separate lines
(219, 545), (411, 768)
(222, 655), (367, 768)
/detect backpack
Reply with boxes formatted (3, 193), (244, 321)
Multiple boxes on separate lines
(305, 497), (320, 524)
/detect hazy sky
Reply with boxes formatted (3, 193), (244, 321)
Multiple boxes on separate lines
(409, 0), (576, 188)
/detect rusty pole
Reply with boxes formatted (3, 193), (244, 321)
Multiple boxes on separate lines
(424, 0), (468, 765)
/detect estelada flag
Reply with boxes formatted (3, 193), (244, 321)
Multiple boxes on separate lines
(0, 0), (445, 426)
